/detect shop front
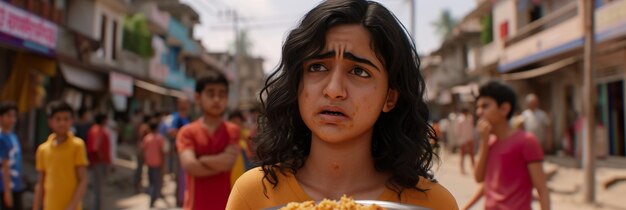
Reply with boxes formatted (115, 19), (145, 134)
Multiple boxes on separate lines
(0, 1), (59, 151)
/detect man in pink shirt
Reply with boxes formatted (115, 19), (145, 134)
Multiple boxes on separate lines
(473, 81), (550, 210)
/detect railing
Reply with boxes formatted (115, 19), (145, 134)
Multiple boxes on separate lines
(505, 1), (578, 46)
(118, 50), (149, 78)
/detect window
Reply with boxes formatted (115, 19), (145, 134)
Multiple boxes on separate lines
(112, 20), (118, 60)
(462, 44), (469, 70)
(99, 14), (107, 58)
(529, 4), (543, 23)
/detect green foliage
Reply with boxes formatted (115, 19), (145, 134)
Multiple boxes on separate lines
(431, 9), (458, 40)
(480, 13), (493, 44)
(122, 14), (153, 57)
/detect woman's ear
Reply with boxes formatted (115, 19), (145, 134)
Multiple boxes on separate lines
(382, 89), (399, 113)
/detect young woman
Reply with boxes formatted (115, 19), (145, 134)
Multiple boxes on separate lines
(227, 0), (458, 209)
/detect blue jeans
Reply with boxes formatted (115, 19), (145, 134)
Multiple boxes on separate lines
(148, 167), (162, 207)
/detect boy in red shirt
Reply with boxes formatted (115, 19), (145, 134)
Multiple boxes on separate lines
(177, 72), (240, 210)
(473, 81), (550, 210)
(142, 121), (167, 208)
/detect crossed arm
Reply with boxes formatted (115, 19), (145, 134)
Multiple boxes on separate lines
(179, 144), (239, 177)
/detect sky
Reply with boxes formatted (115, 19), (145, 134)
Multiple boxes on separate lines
(180, 0), (477, 73)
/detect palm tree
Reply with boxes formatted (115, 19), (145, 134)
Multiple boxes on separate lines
(431, 9), (458, 40)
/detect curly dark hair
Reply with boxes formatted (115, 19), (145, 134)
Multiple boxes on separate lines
(255, 0), (436, 195)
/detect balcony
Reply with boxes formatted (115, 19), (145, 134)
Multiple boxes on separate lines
(499, 1), (582, 72)
(499, 0), (626, 73)
(118, 50), (148, 78)
(505, 1), (579, 47)
(9, 0), (64, 24)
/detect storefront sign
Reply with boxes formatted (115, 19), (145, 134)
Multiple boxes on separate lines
(0, 1), (58, 49)
(110, 72), (134, 97)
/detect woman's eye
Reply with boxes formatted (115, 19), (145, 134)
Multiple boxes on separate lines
(351, 67), (371, 78)
(308, 64), (327, 72)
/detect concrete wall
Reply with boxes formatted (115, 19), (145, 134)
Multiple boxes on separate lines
(67, 0), (96, 38)
(93, 2), (125, 63)
(547, 64), (582, 150)
(493, 0), (518, 45)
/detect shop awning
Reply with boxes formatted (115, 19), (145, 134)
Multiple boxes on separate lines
(59, 63), (105, 91)
(134, 79), (188, 99)
(500, 56), (579, 81)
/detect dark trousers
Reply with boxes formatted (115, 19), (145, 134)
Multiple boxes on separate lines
(134, 154), (144, 191)
(91, 163), (108, 210)
(0, 191), (23, 210)
(148, 167), (162, 207)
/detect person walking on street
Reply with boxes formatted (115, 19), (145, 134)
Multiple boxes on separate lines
(456, 108), (475, 175)
(86, 113), (112, 210)
(134, 114), (154, 193)
(170, 99), (191, 207)
(0, 102), (25, 210)
(142, 121), (167, 208)
(522, 94), (552, 153)
(473, 81), (550, 210)
(33, 101), (89, 210)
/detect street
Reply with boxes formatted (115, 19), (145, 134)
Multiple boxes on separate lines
(436, 150), (626, 210)
(90, 145), (626, 210)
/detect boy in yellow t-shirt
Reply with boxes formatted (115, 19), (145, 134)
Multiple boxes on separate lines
(33, 101), (89, 210)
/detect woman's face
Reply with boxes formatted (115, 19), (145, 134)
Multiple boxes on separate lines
(298, 24), (398, 144)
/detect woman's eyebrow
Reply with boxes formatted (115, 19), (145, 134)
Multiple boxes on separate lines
(308, 51), (380, 71)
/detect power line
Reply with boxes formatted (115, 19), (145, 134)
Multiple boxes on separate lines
(194, 0), (218, 15)
(206, 0), (232, 11)
(196, 0), (222, 12)
(209, 21), (295, 31)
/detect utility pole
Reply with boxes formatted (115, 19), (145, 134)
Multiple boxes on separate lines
(409, 0), (416, 43)
(581, 0), (596, 203)
(220, 9), (241, 109)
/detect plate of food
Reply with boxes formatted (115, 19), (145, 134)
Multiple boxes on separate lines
(265, 195), (431, 210)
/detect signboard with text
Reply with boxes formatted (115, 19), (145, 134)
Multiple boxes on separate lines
(110, 72), (134, 97)
(0, 1), (58, 50)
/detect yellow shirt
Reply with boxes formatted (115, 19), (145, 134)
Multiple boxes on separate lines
(36, 133), (89, 210)
(231, 129), (252, 187)
(227, 167), (459, 210)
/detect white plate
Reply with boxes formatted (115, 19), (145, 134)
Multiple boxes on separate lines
(265, 200), (431, 210)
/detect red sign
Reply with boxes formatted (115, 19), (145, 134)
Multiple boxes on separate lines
(499, 21), (509, 40)
(0, 1), (58, 49)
